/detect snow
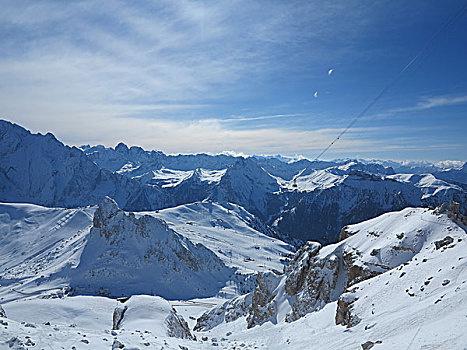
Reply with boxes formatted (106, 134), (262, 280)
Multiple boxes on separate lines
(148, 168), (226, 188)
(62, 197), (233, 300)
(2, 120), (465, 244)
(144, 201), (293, 275)
(1, 120), (467, 349)
(388, 173), (464, 199)
(280, 168), (345, 192)
(191, 206), (467, 349)
(1, 204), (466, 349)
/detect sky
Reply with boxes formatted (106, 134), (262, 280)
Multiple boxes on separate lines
(0, 0), (466, 161)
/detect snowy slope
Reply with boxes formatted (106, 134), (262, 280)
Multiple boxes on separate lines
(145, 201), (294, 275)
(388, 173), (466, 200)
(0, 202), (94, 303)
(275, 170), (424, 242)
(0, 198), (293, 302)
(1, 202), (466, 349)
(194, 203), (467, 348)
(434, 162), (467, 187)
(0, 295), (200, 349)
(145, 168), (226, 188)
(210, 157), (283, 220)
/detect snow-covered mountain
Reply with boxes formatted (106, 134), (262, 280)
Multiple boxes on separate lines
(79, 137), (467, 243)
(0, 197), (295, 348)
(63, 197), (233, 299)
(0, 120), (171, 211)
(147, 201), (296, 274)
(2, 119), (467, 348)
(193, 203), (467, 349)
(2, 120), (466, 244)
(82, 142), (239, 174)
(0, 197), (294, 301)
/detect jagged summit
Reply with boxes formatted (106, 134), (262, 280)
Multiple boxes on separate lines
(0, 121), (171, 211)
(66, 197), (232, 299)
(211, 157), (281, 219)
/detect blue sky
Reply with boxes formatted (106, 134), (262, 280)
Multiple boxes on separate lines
(1, 0), (466, 161)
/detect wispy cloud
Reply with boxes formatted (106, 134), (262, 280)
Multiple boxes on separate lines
(220, 114), (303, 122)
(362, 94), (467, 121)
(0, 0), (375, 113)
(393, 95), (467, 113)
(1, 1), (465, 160)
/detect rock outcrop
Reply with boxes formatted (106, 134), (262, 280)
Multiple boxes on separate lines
(67, 197), (232, 299)
(165, 309), (194, 340)
(197, 206), (467, 330)
(0, 305), (6, 318)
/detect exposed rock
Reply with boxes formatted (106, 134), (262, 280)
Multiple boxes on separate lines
(247, 273), (280, 328)
(335, 293), (359, 327)
(0, 305), (6, 318)
(282, 242), (318, 295)
(286, 250), (339, 322)
(195, 207), (467, 330)
(436, 202), (447, 214)
(450, 200), (460, 215)
(434, 236), (454, 250)
(339, 226), (357, 241)
(112, 339), (125, 349)
(67, 197), (231, 299)
(361, 340), (381, 350)
(166, 309), (195, 340)
(343, 251), (382, 288)
(112, 305), (128, 330)
(194, 293), (252, 331)
(7, 337), (25, 350)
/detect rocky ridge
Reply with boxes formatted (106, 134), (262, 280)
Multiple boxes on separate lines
(194, 202), (467, 330)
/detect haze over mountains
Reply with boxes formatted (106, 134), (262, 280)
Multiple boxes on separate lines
(1, 119), (467, 349)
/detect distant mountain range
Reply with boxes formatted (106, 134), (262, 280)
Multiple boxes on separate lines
(1, 119), (466, 243)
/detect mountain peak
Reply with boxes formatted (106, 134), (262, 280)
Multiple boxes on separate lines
(115, 142), (129, 153)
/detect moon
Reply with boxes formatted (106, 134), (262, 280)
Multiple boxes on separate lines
(313, 91), (318, 98)
(328, 68), (333, 75)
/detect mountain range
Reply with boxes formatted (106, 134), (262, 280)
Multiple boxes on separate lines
(1, 120), (466, 243)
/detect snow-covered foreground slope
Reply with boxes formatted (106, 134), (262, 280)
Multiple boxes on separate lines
(193, 204), (467, 349)
(1, 202), (466, 348)
(0, 295), (199, 349)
